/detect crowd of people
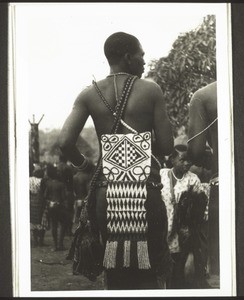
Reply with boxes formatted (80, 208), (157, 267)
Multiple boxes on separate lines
(30, 32), (219, 290)
(29, 156), (94, 251)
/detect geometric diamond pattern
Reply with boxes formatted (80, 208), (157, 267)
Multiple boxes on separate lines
(102, 132), (151, 182)
(104, 135), (149, 171)
(106, 182), (148, 235)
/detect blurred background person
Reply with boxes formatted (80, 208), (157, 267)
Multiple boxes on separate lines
(29, 163), (48, 247)
(44, 164), (68, 251)
(56, 154), (74, 236)
(72, 162), (95, 227)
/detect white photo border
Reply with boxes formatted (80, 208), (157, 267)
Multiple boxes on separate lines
(9, 2), (235, 297)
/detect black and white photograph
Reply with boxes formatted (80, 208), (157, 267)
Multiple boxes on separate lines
(8, 2), (235, 297)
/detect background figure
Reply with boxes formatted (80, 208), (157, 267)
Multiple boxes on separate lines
(44, 164), (68, 251)
(58, 32), (174, 289)
(73, 163), (95, 226)
(29, 163), (48, 247)
(189, 146), (213, 184)
(160, 148), (209, 288)
(56, 154), (74, 236)
(187, 81), (219, 280)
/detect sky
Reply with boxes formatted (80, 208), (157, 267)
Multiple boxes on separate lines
(13, 3), (223, 131)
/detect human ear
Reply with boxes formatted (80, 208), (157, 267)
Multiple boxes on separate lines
(124, 53), (132, 64)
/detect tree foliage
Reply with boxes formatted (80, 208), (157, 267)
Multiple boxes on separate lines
(37, 127), (99, 164)
(146, 15), (216, 135)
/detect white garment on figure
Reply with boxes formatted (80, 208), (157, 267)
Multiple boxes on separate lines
(160, 168), (202, 253)
(29, 176), (42, 194)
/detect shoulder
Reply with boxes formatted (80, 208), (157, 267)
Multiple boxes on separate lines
(189, 89), (204, 108)
(73, 84), (94, 107)
(160, 168), (170, 177)
(186, 171), (200, 182)
(190, 81), (217, 106)
(136, 78), (165, 106)
(136, 78), (162, 93)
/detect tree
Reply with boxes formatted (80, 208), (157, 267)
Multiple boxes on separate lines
(38, 127), (99, 164)
(146, 15), (216, 136)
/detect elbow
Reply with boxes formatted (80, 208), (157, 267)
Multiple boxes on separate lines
(58, 134), (70, 155)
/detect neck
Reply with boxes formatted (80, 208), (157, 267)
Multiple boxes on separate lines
(172, 168), (184, 180)
(107, 72), (131, 77)
(109, 65), (131, 75)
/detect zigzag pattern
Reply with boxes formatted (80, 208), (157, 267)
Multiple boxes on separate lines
(101, 132), (151, 269)
(106, 182), (148, 235)
(107, 198), (146, 212)
(107, 182), (147, 198)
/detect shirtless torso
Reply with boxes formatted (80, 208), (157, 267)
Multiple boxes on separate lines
(188, 81), (218, 176)
(187, 81), (219, 280)
(58, 32), (174, 289)
(44, 179), (65, 204)
(59, 75), (173, 165)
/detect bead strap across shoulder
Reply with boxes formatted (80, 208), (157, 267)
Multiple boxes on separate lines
(92, 80), (116, 116)
(92, 74), (139, 131)
(92, 75), (161, 168)
(88, 75), (138, 200)
(92, 74), (136, 118)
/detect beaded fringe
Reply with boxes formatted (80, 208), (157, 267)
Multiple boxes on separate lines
(103, 240), (151, 269)
(137, 241), (151, 269)
(123, 240), (131, 267)
(103, 241), (118, 269)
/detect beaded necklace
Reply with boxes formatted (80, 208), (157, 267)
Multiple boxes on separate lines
(89, 75), (136, 197)
(171, 168), (185, 182)
(106, 72), (131, 78)
(93, 74), (162, 169)
(93, 73), (131, 117)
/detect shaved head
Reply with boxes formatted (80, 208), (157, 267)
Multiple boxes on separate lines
(104, 32), (140, 65)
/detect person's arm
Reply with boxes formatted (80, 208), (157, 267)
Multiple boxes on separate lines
(61, 183), (66, 204)
(58, 89), (89, 166)
(190, 173), (202, 192)
(152, 83), (174, 156)
(72, 176), (78, 198)
(187, 92), (208, 165)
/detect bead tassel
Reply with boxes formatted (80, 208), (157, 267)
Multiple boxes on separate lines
(103, 240), (118, 269)
(123, 240), (131, 267)
(137, 241), (151, 269)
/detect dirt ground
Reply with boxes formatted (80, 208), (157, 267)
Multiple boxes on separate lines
(31, 228), (104, 292)
(31, 227), (219, 292)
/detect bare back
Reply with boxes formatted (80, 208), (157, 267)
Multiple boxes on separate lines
(73, 171), (91, 199)
(188, 81), (218, 176)
(58, 75), (173, 168)
(44, 179), (66, 203)
(82, 76), (172, 154)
